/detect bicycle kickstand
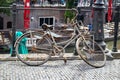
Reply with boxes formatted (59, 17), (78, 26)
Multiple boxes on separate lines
(63, 57), (67, 64)
(59, 53), (67, 64)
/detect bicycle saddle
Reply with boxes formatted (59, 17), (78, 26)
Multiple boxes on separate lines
(42, 23), (53, 31)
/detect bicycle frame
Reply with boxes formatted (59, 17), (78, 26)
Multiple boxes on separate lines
(44, 21), (89, 55)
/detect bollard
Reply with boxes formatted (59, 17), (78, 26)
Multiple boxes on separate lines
(112, 5), (120, 52)
(11, 3), (17, 57)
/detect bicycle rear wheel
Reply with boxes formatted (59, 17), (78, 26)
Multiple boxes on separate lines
(15, 31), (52, 66)
(76, 37), (106, 68)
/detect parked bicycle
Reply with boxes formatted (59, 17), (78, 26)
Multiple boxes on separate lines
(14, 8), (106, 68)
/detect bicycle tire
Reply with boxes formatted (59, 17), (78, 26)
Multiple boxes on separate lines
(76, 37), (106, 68)
(15, 31), (52, 66)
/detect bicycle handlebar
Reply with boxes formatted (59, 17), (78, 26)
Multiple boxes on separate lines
(71, 8), (79, 23)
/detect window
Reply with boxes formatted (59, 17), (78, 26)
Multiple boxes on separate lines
(39, 17), (55, 27)
(7, 21), (12, 28)
(0, 17), (3, 29)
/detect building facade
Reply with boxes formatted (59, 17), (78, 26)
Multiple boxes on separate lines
(0, 0), (119, 30)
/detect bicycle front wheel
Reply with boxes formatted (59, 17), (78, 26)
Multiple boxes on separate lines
(76, 37), (106, 68)
(15, 31), (52, 66)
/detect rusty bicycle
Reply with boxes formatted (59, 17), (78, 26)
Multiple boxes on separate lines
(14, 8), (106, 68)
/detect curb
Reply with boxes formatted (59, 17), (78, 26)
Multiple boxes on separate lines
(0, 53), (81, 61)
(0, 52), (120, 61)
(112, 52), (120, 59)
(0, 56), (81, 61)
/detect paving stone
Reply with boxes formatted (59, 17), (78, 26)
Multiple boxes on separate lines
(0, 60), (120, 80)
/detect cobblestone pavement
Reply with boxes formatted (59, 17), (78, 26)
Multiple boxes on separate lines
(0, 59), (120, 80)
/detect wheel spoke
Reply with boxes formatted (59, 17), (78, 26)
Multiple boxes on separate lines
(15, 31), (51, 66)
(76, 37), (106, 68)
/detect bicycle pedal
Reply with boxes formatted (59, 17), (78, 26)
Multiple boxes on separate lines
(51, 53), (55, 56)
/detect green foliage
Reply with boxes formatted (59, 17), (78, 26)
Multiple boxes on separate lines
(0, 0), (14, 15)
(64, 0), (75, 22)
(66, 0), (75, 8)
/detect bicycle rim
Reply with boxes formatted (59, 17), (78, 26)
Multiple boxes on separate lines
(76, 37), (106, 68)
(15, 32), (52, 66)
